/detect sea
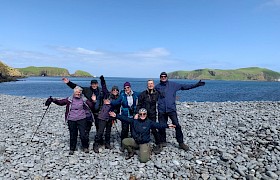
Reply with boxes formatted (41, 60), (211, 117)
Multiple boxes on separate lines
(0, 76), (280, 102)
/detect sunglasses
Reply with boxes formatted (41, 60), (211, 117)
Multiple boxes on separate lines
(124, 86), (130, 89)
(160, 75), (167, 78)
(139, 113), (147, 116)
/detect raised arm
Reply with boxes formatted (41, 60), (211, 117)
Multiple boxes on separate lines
(109, 111), (134, 124)
(100, 75), (110, 97)
(62, 77), (77, 89)
(178, 80), (205, 90)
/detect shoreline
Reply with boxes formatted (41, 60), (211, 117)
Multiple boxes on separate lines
(0, 94), (279, 179)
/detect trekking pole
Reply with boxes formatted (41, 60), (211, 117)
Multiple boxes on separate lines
(30, 104), (51, 142)
(113, 119), (121, 140)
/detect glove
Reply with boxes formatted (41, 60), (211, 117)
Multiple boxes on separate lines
(195, 80), (205, 87)
(45, 97), (53, 106)
(100, 75), (105, 84)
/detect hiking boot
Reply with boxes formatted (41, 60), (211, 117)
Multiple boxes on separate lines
(83, 148), (89, 153)
(69, 150), (74, 155)
(93, 143), (99, 153)
(105, 143), (112, 149)
(153, 144), (162, 154)
(179, 143), (189, 151)
(125, 151), (135, 160)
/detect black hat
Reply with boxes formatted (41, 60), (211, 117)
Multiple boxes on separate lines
(160, 72), (168, 77)
(91, 79), (98, 84)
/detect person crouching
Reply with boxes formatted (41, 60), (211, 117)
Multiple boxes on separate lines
(45, 86), (95, 155)
(109, 108), (175, 163)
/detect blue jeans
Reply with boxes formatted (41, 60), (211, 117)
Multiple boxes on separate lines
(158, 111), (184, 144)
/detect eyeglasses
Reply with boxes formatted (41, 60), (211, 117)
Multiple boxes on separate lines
(139, 113), (147, 116)
(124, 86), (130, 89)
(160, 75), (167, 78)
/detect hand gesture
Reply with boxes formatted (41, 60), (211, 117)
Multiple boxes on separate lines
(104, 99), (110, 105)
(91, 94), (96, 102)
(134, 114), (139, 119)
(196, 80), (205, 87)
(62, 77), (69, 84)
(109, 111), (116, 117)
(45, 96), (53, 106)
(168, 124), (176, 128)
(100, 75), (105, 82)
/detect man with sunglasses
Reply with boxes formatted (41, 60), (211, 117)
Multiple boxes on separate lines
(155, 72), (205, 151)
(109, 108), (176, 163)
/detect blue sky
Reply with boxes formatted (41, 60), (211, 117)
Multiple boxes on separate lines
(1, 0), (280, 78)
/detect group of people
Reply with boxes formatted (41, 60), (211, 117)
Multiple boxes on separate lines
(45, 72), (205, 162)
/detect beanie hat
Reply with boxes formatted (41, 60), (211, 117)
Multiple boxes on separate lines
(91, 79), (98, 84)
(123, 82), (131, 88)
(160, 72), (168, 77)
(111, 86), (119, 91)
(138, 108), (147, 114)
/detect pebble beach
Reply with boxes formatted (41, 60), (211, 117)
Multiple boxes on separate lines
(0, 94), (279, 180)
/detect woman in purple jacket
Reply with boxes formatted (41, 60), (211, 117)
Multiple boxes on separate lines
(45, 86), (95, 155)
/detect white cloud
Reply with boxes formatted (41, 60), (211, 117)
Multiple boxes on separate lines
(258, 0), (280, 9)
(55, 46), (103, 55)
(131, 48), (170, 58)
(0, 47), (180, 77)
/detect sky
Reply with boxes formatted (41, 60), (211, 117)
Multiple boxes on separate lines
(1, 0), (280, 78)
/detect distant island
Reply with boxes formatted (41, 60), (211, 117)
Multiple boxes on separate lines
(1, 60), (280, 82)
(16, 66), (93, 77)
(0, 60), (93, 83)
(168, 67), (280, 81)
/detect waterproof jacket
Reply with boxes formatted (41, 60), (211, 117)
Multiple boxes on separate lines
(52, 95), (94, 122)
(111, 90), (139, 117)
(66, 81), (103, 114)
(98, 77), (120, 121)
(116, 114), (168, 144)
(136, 89), (158, 119)
(155, 80), (197, 113)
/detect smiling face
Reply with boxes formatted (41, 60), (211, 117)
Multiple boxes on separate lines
(111, 89), (119, 95)
(74, 89), (82, 98)
(139, 112), (147, 120)
(160, 75), (167, 82)
(124, 86), (131, 93)
(91, 83), (98, 89)
(147, 80), (154, 90)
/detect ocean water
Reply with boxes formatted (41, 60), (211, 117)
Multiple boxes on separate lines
(0, 76), (280, 102)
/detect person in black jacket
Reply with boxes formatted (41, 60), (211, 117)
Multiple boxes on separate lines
(136, 79), (162, 153)
(62, 77), (104, 141)
(109, 108), (176, 163)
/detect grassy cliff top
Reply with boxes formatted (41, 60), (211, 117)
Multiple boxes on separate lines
(168, 67), (280, 81)
(17, 66), (93, 77)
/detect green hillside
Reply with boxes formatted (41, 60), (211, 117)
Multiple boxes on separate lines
(17, 66), (70, 76)
(72, 70), (93, 77)
(0, 61), (22, 82)
(168, 67), (280, 81)
(17, 66), (93, 77)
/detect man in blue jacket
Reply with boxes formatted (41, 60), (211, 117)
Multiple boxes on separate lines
(109, 108), (176, 163)
(155, 72), (205, 151)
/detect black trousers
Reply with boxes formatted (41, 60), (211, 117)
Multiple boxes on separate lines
(149, 116), (161, 145)
(94, 119), (112, 144)
(121, 121), (130, 142)
(68, 119), (89, 151)
(158, 111), (184, 144)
